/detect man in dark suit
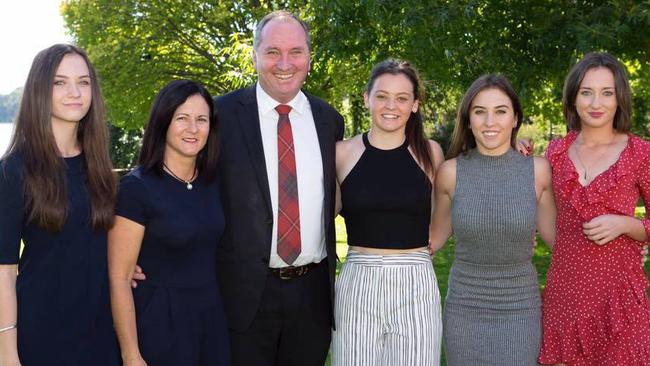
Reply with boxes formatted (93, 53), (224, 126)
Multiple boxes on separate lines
(214, 10), (344, 366)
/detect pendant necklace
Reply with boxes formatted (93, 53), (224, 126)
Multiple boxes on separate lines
(163, 163), (196, 190)
(572, 136), (615, 182)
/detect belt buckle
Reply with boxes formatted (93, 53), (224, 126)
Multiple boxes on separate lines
(278, 267), (294, 280)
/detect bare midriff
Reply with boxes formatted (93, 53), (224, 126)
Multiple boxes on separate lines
(347, 245), (429, 255)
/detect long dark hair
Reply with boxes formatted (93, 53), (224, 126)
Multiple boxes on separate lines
(138, 80), (219, 182)
(447, 74), (523, 159)
(5, 44), (116, 231)
(366, 59), (434, 178)
(562, 52), (632, 132)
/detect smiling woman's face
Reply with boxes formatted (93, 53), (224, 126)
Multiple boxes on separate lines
(364, 72), (418, 135)
(164, 94), (210, 162)
(469, 87), (517, 156)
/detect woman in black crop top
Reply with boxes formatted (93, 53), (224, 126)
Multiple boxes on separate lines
(331, 59), (445, 365)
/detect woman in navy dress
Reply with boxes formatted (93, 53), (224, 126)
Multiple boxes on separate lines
(109, 80), (229, 366)
(0, 44), (120, 366)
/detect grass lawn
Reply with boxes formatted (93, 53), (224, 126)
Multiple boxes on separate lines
(328, 207), (650, 366)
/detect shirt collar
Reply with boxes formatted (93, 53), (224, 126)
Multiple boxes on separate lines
(256, 82), (309, 116)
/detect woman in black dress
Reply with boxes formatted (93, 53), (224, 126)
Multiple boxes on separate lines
(109, 80), (229, 366)
(0, 44), (119, 365)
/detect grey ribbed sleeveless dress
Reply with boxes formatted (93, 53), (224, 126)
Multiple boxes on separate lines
(443, 149), (541, 366)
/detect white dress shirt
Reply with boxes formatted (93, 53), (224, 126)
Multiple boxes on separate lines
(256, 83), (326, 268)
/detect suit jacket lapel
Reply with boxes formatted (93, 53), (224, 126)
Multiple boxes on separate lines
(237, 86), (273, 216)
(307, 93), (335, 231)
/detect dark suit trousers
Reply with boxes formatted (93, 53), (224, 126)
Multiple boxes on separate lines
(229, 260), (332, 366)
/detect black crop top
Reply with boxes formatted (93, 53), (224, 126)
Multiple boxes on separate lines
(340, 132), (432, 249)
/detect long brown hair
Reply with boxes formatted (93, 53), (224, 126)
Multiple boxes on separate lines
(365, 59), (435, 178)
(5, 44), (116, 231)
(562, 52), (632, 132)
(447, 74), (523, 159)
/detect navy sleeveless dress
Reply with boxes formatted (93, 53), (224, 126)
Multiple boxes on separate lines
(0, 153), (120, 366)
(116, 167), (230, 365)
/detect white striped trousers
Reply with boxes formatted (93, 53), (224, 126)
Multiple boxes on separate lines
(332, 250), (442, 366)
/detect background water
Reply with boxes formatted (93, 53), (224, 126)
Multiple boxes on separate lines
(0, 123), (13, 155)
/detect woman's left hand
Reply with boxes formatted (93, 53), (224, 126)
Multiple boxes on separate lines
(515, 139), (533, 156)
(583, 214), (625, 245)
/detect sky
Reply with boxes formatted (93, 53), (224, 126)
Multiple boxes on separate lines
(0, 0), (72, 95)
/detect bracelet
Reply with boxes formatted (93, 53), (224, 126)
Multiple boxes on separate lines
(0, 324), (16, 333)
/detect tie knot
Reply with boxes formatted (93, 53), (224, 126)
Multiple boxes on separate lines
(275, 104), (292, 116)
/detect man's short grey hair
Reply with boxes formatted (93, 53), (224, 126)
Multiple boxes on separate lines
(253, 10), (311, 51)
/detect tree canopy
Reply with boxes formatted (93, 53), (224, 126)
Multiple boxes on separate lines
(62, 0), (650, 165)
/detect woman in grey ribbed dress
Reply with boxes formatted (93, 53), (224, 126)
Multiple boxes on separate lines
(429, 74), (556, 366)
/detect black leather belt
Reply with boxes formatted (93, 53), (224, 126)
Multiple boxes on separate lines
(269, 262), (320, 280)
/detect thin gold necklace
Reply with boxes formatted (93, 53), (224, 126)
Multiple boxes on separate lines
(163, 163), (197, 190)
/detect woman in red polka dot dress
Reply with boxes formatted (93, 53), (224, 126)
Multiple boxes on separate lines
(538, 52), (650, 365)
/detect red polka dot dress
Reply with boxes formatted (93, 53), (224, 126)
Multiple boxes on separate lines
(538, 131), (650, 365)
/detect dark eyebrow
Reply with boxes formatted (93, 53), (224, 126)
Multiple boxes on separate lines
(579, 86), (615, 90)
(176, 112), (209, 118)
(471, 104), (510, 110)
(54, 74), (90, 79)
(374, 90), (412, 96)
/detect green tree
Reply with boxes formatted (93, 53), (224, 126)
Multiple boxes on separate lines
(307, 0), (650, 145)
(63, 0), (650, 151)
(62, 0), (275, 130)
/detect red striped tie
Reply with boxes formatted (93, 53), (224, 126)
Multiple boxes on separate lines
(276, 104), (301, 265)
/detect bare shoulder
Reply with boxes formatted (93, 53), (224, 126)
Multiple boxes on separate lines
(436, 158), (457, 190)
(336, 134), (365, 182)
(533, 156), (552, 174)
(438, 157), (457, 174)
(428, 140), (445, 167)
(533, 156), (552, 185)
(427, 139), (443, 152)
(434, 158), (457, 197)
(336, 135), (363, 160)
